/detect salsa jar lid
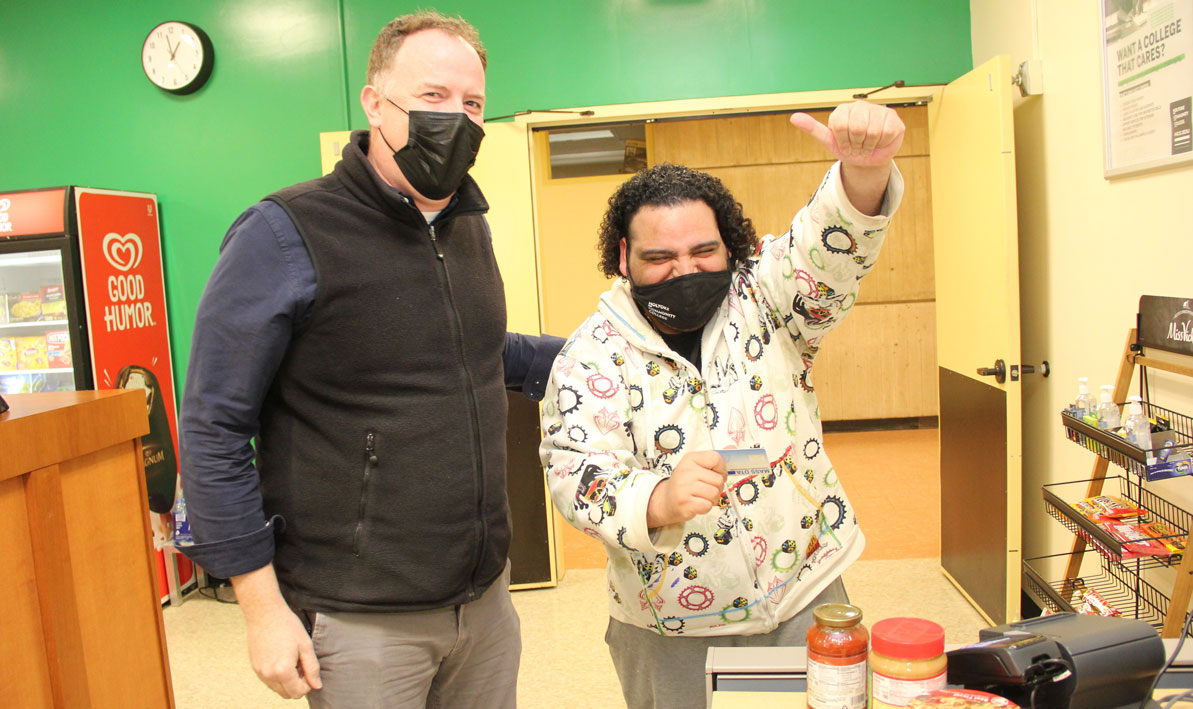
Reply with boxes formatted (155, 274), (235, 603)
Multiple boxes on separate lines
(871, 617), (945, 659)
(812, 603), (864, 628)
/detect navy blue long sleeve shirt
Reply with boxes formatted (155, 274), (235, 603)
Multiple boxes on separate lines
(179, 199), (563, 577)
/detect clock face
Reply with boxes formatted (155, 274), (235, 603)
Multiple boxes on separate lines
(142, 21), (213, 95)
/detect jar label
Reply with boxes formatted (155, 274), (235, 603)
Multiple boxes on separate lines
(871, 670), (947, 708)
(807, 657), (867, 709)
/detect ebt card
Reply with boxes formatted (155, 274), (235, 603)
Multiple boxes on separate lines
(716, 448), (770, 476)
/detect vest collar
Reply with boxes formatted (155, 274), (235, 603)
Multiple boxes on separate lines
(336, 130), (489, 225)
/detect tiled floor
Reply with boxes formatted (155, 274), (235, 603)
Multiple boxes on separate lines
(162, 428), (989, 708)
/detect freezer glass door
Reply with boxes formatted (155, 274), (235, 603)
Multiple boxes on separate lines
(0, 249), (76, 393)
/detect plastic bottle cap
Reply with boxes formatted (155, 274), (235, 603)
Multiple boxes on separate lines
(812, 603), (863, 627)
(871, 617), (945, 659)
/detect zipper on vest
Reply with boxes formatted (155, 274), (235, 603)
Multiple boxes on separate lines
(353, 431), (378, 557)
(428, 224), (487, 601)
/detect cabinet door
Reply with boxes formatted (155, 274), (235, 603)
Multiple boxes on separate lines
(930, 55), (1022, 624)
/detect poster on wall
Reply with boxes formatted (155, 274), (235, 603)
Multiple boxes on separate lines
(1101, 0), (1193, 177)
(75, 189), (181, 547)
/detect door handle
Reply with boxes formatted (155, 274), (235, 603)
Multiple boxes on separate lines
(1009, 361), (1050, 381)
(976, 359), (1006, 384)
(1019, 361), (1050, 377)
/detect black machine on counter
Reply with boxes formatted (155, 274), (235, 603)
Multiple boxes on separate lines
(946, 613), (1165, 707)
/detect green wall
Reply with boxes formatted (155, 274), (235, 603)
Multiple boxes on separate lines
(0, 1), (971, 394)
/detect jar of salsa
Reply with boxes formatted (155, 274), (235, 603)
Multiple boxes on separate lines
(806, 603), (869, 709)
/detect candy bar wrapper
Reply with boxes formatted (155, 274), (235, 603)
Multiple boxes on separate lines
(1075, 587), (1121, 617)
(1072, 494), (1143, 521)
(1099, 520), (1172, 558)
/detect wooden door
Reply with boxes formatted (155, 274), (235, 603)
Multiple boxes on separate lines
(929, 55), (1022, 624)
(471, 120), (560, 588)
(531, 129), (635, 338)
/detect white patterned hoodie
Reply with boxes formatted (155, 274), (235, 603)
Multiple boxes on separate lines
(539, 162), (904, 636)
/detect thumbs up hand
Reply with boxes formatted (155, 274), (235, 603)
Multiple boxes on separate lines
(790, 101), (904, 168)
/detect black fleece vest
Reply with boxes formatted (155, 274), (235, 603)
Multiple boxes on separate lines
(259, 131), (510, 612)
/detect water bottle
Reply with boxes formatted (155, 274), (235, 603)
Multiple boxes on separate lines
(1123, 395), (1152, 450)
(1074, 378), (1097, 419)
(173, 494), (193, 546)
(1097, 385), (1121, 430)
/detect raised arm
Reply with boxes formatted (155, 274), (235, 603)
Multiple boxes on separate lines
(789, 101), (905, 216)
(748, 102), (906, 346)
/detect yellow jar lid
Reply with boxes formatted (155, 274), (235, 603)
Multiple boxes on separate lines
(812, 603), (863, 627)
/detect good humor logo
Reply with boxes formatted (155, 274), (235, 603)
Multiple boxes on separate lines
(103, 232), (144, 271)
(101, 232), (156, 333)
(1169, 301), (1193, 344)
(0, 198), (11, 233)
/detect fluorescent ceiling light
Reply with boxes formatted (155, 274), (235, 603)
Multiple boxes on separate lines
(548, 129), (616, 143)
(551, 150), (625, 165)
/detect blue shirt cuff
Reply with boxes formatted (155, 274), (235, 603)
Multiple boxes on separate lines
(178, 515), (283, 579)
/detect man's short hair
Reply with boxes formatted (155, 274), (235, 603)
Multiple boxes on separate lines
(367, 10), (487, 86)
(596, 163), (757, 279)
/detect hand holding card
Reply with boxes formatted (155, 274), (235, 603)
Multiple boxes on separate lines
(646, 450), (729, 528)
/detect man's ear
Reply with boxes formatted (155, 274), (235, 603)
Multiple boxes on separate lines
(618, 237), (629, 278)
(361, 85), (384, 128)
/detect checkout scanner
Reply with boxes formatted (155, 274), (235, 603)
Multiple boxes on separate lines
(947, 613), (1165, 708)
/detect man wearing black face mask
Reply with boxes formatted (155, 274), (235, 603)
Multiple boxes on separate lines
(179, 11), (562, 708)
(539, 101), (905, 708)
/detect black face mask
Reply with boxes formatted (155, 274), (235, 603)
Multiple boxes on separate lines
(379, 100), (485, 200)
(629, 270), (731, 333)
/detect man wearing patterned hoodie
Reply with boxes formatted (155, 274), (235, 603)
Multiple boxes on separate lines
(539, 100), (905, 708)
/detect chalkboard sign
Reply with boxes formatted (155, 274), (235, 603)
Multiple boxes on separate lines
(1138, 295), (1193, 356)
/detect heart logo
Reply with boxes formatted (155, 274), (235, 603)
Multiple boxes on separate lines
(102, 232), (143, 272)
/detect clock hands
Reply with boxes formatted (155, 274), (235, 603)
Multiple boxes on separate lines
(167, 37), (179, 61)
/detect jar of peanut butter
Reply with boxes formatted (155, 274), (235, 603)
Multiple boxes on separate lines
(869, 617), (947, 708)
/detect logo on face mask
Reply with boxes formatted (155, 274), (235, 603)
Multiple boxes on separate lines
(630, 270), (731, 332)
(378, 99), (485, 200)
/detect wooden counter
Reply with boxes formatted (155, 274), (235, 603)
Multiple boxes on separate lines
(0, 390), (173, 708)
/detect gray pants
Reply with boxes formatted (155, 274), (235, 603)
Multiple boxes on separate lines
(306, 565), (520, 709)
(607, 576), (848, 709)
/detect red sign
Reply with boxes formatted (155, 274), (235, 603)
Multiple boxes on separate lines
(74, 189), (179, 493)
(0, 188), (68, 238)
(74, 188), (191, 603)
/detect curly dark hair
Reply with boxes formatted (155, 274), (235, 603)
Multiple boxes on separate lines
(597, 163), (757, 279)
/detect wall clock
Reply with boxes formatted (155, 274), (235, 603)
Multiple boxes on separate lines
(141, 21), (214, 95)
